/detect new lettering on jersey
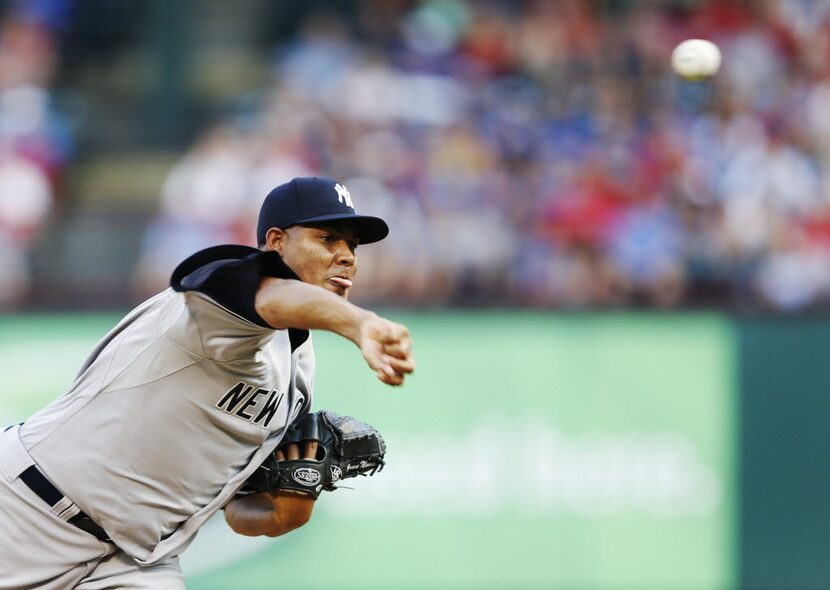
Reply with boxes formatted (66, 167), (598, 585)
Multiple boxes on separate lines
(216, 382), (286, 427)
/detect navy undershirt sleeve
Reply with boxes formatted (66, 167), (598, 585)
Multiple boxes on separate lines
(170, 246), (299, 329)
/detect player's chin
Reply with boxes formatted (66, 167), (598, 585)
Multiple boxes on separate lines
(323, 281), (350, 299)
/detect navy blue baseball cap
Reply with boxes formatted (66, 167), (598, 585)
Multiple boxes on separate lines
(257, 177), (389, 245)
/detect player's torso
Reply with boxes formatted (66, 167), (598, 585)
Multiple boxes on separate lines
(18, 288), (314, 555)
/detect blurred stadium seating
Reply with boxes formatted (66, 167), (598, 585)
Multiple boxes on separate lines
(3, 0), (830, 311)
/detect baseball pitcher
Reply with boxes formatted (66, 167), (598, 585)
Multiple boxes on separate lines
(0, 177), (414, 589)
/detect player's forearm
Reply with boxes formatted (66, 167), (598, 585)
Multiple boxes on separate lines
(223, 493), (286, 537)
(224, 492), (314, 537)
(255, 278), (372, 344)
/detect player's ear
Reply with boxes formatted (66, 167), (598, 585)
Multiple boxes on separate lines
(265, 227), (287, 255)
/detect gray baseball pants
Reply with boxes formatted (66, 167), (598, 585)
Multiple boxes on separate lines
(0, 425), (184, 589)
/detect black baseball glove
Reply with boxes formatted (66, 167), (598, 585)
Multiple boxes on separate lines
(243, 411), (386, 499)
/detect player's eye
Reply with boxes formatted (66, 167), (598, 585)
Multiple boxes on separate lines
(320, 234), (333, 243)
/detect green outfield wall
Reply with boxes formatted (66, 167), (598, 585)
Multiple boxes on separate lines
(739, 318), (830, 590)
(3, 311), (819, 589)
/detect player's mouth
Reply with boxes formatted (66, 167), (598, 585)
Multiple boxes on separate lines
(328, 276), (353, 290)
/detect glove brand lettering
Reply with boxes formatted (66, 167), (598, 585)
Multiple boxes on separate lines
(330, 465), (342, 482)
(292, 467), (321, 486)
(215, 381), (286, 428)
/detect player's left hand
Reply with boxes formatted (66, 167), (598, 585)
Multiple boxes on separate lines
(275, 440), (318, 463)
(224, 440), (319, 537)
(242, 411), (386, 501)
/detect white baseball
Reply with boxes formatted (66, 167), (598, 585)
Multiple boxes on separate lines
(671, 39), (722, 79)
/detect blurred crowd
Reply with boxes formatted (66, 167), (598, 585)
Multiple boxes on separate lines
(0, 0), (821, 311)
(136, 0), (830, 310)
(0, 0), (72, 306)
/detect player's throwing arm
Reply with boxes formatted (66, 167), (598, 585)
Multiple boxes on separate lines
(254, 277), (415, 386)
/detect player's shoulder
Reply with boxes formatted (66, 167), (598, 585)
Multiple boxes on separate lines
(171, 244), (296, 291)
(170, 244), (299, 328)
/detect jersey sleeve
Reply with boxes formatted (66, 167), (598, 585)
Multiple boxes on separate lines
(170, 245), (298, 328)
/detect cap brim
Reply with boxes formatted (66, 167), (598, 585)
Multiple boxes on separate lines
(293, 213), (389, 244)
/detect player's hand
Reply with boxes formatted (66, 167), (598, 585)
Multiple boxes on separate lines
(224, 440), (319, 537)
(270, 441), (318, 528)
(275, 440), (318, 463)
(356, 315), (415, 386)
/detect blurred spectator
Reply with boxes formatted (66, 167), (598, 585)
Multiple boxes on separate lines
(0, 148), (52, 305)
(0, 2), (71, 307)
(135, 0), (830, 311)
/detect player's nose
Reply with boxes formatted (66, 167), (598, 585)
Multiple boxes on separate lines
(334, 240), (355, 266)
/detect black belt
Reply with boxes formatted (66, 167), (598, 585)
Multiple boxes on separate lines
(19, 465), (112, 543)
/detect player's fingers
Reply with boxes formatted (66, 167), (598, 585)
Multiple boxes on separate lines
(363, 343), (409, 386)
(387, 355), (415, 375)
(363, 344), (387, 372)
(304, 440), (318, 460)
(377, 323), (409, 344)
(376, 367), (405, 386)
(286, 443), (300, 461)
(382, 341), (412, 359)
(275, 449), (286, 462)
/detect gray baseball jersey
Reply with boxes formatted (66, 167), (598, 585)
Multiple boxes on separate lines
(16, 245), (313, 566)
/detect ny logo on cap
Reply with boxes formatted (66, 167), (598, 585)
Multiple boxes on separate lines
(334, 183), (353, 209)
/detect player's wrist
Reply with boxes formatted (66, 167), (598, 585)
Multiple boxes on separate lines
(349, 309), (378, 346)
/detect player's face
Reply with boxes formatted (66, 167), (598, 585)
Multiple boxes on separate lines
(274, 223), (360, 299)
